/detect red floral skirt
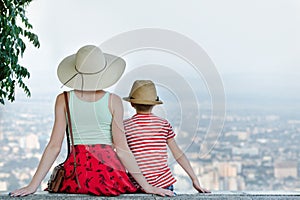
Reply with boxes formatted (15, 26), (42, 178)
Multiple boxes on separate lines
(58, 144), (138, 196)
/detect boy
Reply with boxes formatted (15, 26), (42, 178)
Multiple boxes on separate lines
(123, 80), (210, 193)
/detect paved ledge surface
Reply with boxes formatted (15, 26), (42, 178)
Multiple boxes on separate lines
(1, 191), (300, 199)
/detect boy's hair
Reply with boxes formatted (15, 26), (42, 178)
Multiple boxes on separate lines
(132, 103), (154, 112)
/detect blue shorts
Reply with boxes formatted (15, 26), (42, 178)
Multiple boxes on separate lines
(165, 185), (177, 196)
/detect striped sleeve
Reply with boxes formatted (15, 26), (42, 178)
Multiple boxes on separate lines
(165, 121), (175, 139)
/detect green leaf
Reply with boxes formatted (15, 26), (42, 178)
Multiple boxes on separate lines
(0, 0), (39, 104)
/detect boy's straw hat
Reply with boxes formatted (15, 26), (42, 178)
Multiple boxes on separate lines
(123, 80), (163, 105)
(57, 45), (125, 91)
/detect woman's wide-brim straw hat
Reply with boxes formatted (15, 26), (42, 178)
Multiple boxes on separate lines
(57, 45), (125, 91)
(123, 80), (163, 105)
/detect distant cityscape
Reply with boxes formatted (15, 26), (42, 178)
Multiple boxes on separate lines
(0, 96), (300, 193)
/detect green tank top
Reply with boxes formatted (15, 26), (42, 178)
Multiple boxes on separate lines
(68, 90), (112, 145)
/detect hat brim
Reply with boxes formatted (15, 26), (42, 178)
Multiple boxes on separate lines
(123, 97), (163, 105)
(57, 53), (125, 90)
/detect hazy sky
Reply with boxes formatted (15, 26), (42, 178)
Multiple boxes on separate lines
(19, 0), (300, 108)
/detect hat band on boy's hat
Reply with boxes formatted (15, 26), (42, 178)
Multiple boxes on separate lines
(129, 96), (159, 101)
(129, 96), (160, 101)
(61, 60), (107, 91)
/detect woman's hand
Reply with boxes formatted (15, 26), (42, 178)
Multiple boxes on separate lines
(193, 179), (211, 193)
(9, 185), (37, 197)
(144, 185), (174, 197)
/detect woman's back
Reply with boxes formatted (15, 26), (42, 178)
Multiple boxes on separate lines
(68, 90), (112, 145)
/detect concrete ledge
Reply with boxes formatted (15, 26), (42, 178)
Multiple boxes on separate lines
(1, 191), (300, 199)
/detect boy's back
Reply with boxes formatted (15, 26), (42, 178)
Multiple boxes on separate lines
(124, 113), (176, 188)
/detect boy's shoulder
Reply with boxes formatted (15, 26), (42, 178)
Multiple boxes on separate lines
(124, 114), (170, 124)
(150, 114), (169, 123)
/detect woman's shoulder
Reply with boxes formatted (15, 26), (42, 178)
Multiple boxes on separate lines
(55, 91), (71, 105)
(108, 92), (122, 101)
(107, 92), (123, 114)
(55, 93), (64, 101)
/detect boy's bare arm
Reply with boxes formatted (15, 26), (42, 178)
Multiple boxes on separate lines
(167, 138), (210, 193)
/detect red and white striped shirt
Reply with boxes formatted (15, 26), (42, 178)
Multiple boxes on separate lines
(124, 113), (176, 188)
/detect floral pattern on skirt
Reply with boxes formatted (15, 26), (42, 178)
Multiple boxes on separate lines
(58, 144), (138, 196)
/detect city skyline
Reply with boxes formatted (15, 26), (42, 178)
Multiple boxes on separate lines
(1, 96), (300, 192)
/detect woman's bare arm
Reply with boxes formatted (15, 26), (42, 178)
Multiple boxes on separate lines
(10, 93), (67, 197)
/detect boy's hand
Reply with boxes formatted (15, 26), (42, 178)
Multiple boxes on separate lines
(144, 185), (174, 197)
(193, 179), (211, 193)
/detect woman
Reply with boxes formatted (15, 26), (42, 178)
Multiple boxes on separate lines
(10, 45), (173, 197)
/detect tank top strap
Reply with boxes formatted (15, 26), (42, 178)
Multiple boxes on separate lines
(102, 92), (112, 113)
(102, 91), (110, 103)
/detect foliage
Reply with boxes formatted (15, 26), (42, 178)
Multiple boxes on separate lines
(0, 0), (40, 104)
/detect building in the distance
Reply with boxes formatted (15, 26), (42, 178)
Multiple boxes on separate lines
(274, 161), (298, 179)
